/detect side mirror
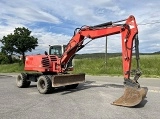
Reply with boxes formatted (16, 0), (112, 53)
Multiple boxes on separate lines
(44, 51), (48, 55)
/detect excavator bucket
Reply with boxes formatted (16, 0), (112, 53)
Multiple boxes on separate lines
(112, 87), (148, 107)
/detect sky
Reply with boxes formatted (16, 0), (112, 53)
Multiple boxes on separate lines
(0, 0), (160, 54)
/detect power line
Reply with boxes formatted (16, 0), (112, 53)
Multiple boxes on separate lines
(138, 21), (160, 25)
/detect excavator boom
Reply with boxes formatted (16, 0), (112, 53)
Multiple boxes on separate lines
(60, 15), (137, 80)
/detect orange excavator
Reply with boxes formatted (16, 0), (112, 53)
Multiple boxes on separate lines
(16, 15), (147, 107)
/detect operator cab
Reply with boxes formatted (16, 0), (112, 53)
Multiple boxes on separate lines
(49, 45), (66, 57)
(48, 45), (73, 70)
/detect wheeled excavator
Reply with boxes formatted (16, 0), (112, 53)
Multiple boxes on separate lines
(16, 15), (147, 107)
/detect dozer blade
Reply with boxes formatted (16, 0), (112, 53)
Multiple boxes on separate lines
(112, 87), (148, 107)
(52, 73), (85, 87)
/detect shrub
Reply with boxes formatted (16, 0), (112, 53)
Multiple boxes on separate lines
(0, 53), (10, 64)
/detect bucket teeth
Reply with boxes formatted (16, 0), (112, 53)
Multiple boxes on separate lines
(112, 87), (148, 107)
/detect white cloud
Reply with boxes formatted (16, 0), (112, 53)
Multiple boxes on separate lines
(0, 0), (61, 25)
(29, 28), (71, 54)
(0, 0), (160, 54)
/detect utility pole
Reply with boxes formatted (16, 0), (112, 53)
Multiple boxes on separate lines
(105, 36), (107, 69)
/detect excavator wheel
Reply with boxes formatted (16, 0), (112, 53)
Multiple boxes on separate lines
(37, 75), (52, 94)
(112, 87), (148, 107)
(16, 73), (31, 88)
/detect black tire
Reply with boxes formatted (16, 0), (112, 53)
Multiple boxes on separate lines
(16, 73), (31, 88)
(37, 75), (52, 94)
(65, 84), (79, 89)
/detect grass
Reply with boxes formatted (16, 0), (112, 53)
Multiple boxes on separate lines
(0, 63), (24, 73)
(0, 55), (160, 77)
(73, 58), (122, 76)
(73, 55), (160, 77)
(139, 57), (160, 77)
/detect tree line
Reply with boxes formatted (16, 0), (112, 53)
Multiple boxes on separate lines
(0, 27), (38, 64)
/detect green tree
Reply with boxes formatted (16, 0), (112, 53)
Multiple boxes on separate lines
(1, 34), (15, 63)
(0, 27), (38, 64)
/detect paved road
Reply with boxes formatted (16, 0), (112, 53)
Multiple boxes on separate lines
(0, 75), (160, 119)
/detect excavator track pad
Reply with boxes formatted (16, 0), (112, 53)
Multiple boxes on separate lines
(112, 87), (148, 107)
